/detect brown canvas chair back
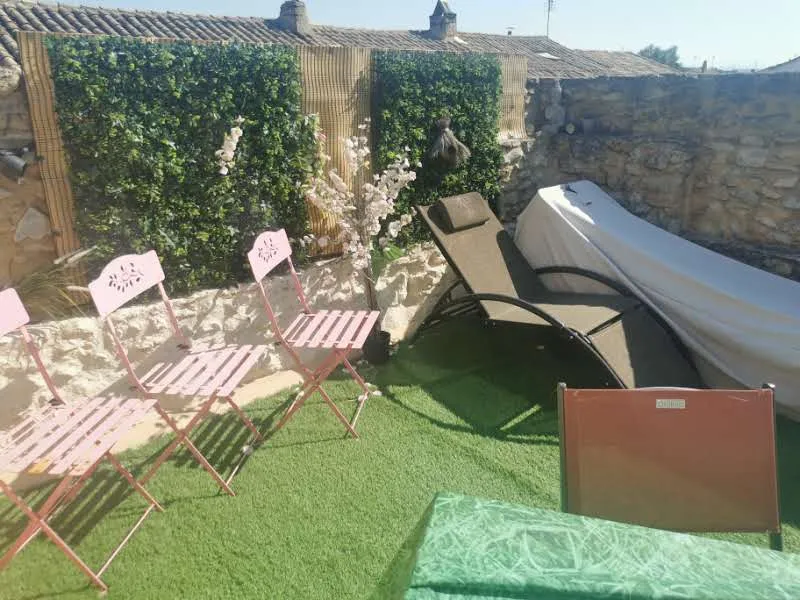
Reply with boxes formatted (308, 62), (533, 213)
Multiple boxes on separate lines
(558, 384), (782, 549)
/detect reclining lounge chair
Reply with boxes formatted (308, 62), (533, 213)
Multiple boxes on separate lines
(417, 192), (703, 389)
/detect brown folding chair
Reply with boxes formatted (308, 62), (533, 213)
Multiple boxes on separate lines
(0, 288), (162, 592)
(557, 383), (783, 550)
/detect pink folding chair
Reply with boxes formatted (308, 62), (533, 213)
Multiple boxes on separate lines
(247, 229), (380, 438)
(87, 251), (267, 496)
(0, 288), (162, 593)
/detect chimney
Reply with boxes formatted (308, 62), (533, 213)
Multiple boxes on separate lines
(276, 0), (312, 36)
(429, 0), (457, 40)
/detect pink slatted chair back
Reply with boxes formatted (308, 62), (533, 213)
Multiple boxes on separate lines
(558, 385), (780, 535)
(0, 287), (30, 336)
(247, 229), (310, 336)
(247, 229), (293, 282)
(88, 250), (166, 318)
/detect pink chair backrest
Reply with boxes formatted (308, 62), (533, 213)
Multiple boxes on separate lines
(0, 288), (30, 336)
(88, 250), (166, 318)
(247, 229), (293, 282)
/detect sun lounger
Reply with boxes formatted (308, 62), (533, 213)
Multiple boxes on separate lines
(417, 192), (702, 388)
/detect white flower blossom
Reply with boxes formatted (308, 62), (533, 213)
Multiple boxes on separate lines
(304, 117), (418, 269)
(215, 118), (244, 176)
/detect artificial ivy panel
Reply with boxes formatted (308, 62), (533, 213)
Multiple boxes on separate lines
(46, 36), (318, 293)
(373, 51), (504, 242)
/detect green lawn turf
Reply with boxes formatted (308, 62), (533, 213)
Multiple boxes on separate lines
(1, 320), (799, 599)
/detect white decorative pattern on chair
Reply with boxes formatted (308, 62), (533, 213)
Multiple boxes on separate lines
(88, 250), (166, 318)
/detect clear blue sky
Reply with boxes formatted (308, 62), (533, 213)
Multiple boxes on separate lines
(74, 0), (798, 70)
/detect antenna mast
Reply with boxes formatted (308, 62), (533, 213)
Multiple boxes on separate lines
(546, 0), (555, 38)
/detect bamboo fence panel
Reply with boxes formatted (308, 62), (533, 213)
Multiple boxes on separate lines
(299, 46), (372, 255)
(499, 54), (529, 140)
(18, 31), (79, 258)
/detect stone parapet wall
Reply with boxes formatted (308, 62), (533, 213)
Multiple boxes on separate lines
(0, 84), (34, 147)
(0, 245), (453, 431)
(501, 73), (800, 280)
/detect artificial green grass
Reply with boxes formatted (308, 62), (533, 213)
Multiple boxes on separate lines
(1, 320), (799, 599)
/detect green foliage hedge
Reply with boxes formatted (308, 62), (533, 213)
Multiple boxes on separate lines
(373, 51), (503, 242)
(47, 37), (318, 293)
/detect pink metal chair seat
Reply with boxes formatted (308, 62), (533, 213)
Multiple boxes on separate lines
(283, 310), (379, 351)
(88, 250), (267, 496)
(0, 288), (163, 593)
(0, 396), (156, 478)
(248, 229), (381, 439)
(138, 343), (267, 398)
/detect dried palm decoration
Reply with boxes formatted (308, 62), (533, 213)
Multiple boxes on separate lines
(428, 116), (471, 168)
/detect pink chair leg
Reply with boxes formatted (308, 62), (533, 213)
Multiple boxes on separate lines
(273, 353), (360, 438)
(272, 349), (343, 430)
(0, 477), (72, 570)
(0, 479), (108, 592)
(350, 395), (369, 432)
(224, 397), (264, 443)
(105, 453), (164, 512)
(314, 384), (360, 438)
(141, 401), (235, 496)
(343, 356), (370, 395)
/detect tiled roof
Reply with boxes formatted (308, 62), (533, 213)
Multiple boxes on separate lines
(0, 1), (675, 79)
(580, 50), (681, 76)
(762, 56), (800, 74)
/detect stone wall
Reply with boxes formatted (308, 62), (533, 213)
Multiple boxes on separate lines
(501, 73), (800, 280)
(0, 68), (56, 285)
(0, 245), (454, 431)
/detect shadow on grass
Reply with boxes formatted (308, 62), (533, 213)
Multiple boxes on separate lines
(368, 502), (433, 600)
(0, 467), (146, 555)
(374, 320), (612, 445)
(144, 395), (291, 476)
(0, 397), (293, 555)
(380, 319), (800, 538)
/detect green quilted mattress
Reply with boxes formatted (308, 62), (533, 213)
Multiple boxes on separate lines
(385, 493), (800, 599)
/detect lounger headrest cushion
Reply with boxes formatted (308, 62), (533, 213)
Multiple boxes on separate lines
(435, 193), (490, 233)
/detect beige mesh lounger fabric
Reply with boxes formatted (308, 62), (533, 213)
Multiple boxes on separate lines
(417, 193), (702, 389)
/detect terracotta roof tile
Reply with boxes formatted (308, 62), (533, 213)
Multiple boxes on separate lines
(0, 1), (676, 79)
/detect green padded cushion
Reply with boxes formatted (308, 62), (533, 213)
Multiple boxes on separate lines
(398, 493), (800, 599)
(435, 193), (490, 233)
